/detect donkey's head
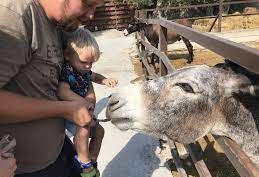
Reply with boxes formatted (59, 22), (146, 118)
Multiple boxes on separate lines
(123, 23), (141, 36)
(106, 64), (258, 145)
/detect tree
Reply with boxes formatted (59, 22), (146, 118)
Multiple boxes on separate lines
(115, 0), (219, 8)
(115, 0), (230, 18)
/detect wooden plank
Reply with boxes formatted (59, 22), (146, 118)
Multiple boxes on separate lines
(168, 12), (259, 22)
(85, 24), (129, 31)
(185, 143), (212, 177)
(208, 14), (219, 32)
(217, 137), (259, 177)
(140, 40), (174, 74)
(142, 54), (159, 80)
(85, 18), (132, 26)
(84, 0), (134, 31)
(96, 6), (131, 12)
(139, 18), (259, 74)
(93, 15), (132, 21)
(86, 18), (132, 24)
(95, 11), (132, 16)
(135, 32), (158, 80)
(159, 26), (168, 76)
(168, 140), (188, 177)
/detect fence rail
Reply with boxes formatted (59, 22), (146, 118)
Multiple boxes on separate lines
(138, 18), (259, 74)
(135, 0), (259, 32)
(135, 0), (259, 12)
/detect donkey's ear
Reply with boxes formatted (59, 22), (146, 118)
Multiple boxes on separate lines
(222, 74), (256, 97)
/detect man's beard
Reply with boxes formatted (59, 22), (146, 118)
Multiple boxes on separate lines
(58, 18), (82, 32)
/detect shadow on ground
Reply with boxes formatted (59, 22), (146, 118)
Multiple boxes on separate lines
(102, 133), (163, 177)
(95, 97), (109, 117)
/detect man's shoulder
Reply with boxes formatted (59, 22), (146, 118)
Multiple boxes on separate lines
(0, 0), (32, 17)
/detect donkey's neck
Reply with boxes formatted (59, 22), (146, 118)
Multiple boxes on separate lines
(212, 96), (259, 166)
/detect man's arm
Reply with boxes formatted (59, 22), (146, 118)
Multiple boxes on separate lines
(85, 82), (96, 105)
(0, 8), (92, 127)
(0, 90), (92, 127)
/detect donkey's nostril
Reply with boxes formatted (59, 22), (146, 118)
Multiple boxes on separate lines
(109, 100), (119, 107)
(108, 94), (127, 113)
(108, 94), (112, 98)
(108, 100), (120, 112)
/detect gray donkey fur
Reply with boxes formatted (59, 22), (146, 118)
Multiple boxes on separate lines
(106, 63), (259, 166)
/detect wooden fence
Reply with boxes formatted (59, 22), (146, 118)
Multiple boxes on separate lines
(136, 0), (259, 32)
(84, 0), (134, 31)
(84, 0), (258, 32)
(135, 2), (259, 176)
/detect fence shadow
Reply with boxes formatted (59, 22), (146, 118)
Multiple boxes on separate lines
(95, 97), (109, 117)
(102, 133), (163, 177)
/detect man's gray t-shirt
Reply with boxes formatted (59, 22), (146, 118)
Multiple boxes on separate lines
(0, 0), (65, 174)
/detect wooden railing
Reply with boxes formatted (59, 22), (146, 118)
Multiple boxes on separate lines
(135, 0), (259, 32)
(84, 0), (134, 31)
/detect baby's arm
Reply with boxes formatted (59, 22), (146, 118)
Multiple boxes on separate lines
(91, 72), (118, 88)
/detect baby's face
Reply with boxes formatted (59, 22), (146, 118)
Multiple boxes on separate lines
(68, 50), (96, 74)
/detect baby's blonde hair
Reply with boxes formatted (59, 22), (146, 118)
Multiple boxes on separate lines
(65, 28), (100, 62)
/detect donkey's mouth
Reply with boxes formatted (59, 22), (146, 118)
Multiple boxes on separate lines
(123, 29), (129, 36)
(111, 117), (133, 131)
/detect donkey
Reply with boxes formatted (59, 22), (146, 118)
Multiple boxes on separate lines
(123, 19), (194, 63)
(106, 62), (259, 166)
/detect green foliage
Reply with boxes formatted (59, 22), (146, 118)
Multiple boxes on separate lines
(115, 0), (220, 8)
(114, 0), (233, 19)
(115, 0), (154, 8)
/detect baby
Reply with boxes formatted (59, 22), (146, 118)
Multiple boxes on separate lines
(58, 28), (117, 177)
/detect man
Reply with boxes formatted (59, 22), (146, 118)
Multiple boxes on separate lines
(0, 0), (104, 176)
(0, 150), (17, 177)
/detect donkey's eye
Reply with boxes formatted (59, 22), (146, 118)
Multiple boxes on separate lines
(175, 83), (194, 93)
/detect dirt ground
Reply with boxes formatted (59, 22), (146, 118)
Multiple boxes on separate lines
(193, 8), (259, 32)
(131, 41), (259, 78)
(171, 41), (259, 69)
(129, 41), (259, 177)
(193, 14), (259, 32)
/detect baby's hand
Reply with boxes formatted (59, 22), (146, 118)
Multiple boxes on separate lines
(103, 78), (118, 88)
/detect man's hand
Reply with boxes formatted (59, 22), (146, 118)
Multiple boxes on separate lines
(102, 78), (118, 88)
(0, 151), (17, 177)
(64, 99), (94, 127)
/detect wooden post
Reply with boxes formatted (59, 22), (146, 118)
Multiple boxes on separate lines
(208, 14), (219, 32)
(186, 143), (212, 177)
(217, 137), (259, 177)
(159, 25), (168, 76)
(168, 140), (188, 177)
(218, 0), (223, 32)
